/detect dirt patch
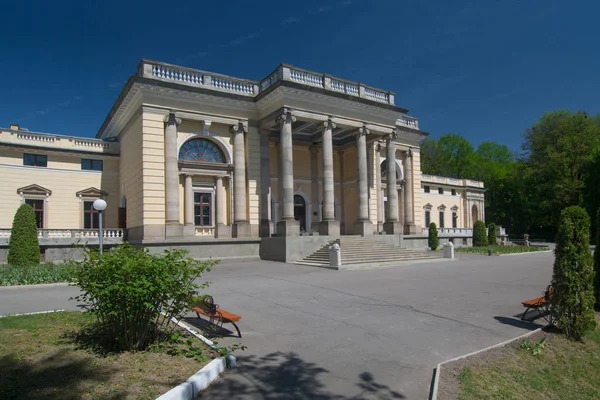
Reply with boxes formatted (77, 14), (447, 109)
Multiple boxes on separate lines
(0, 311), (217, 400)
(436, 329), (547, 400)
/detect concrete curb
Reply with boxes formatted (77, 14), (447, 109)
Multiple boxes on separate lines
(0, 282), (71, 290)
(497, 250), (552, 257)
(0, 309), (66, 318)
(429, 327), (543, 400)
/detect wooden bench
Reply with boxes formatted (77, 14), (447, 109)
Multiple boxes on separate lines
(191, 295), (242, 338)
(521, 285), (552, 322)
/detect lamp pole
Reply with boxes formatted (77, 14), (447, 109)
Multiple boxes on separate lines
(93, 199), (107, 254)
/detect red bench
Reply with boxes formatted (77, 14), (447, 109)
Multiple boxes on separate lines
(521, 285), (552, 322)
(191, 295), (242, 338)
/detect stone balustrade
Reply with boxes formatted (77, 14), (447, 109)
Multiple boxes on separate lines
(422, 227), (473, 236)
(195, 227), (215, 237)
(3, 130), (115, 153)
(0, 228), (124, 244)
(17, 133), (55, 143)
(397, 115), (419, 129)
(139, 60), (397, 106)
(421, 174), (484, 189)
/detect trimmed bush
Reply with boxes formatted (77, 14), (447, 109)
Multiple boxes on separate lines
(428, 222), (439, 251)
(551, 206), (596, 340)
(7, 204), (40, 267)
(473, 220), (487, 247)
(488, 223), (497, 245)
(594, 209), (600, 305)
(70, 244), (216, 351)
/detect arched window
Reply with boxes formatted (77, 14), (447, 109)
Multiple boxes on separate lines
(179, 139), (226, 163)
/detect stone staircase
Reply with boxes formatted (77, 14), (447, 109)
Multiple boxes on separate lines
(297, 236), (441, 269)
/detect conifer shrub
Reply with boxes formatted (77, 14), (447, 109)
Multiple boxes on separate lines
(7, 204), (40, 267)
(428, 222), (439, 251)
(593, 209), (600, 306)
(551, 206), (596, 340)
(473, 220), (487, 247)
(488, 223), (497, 245)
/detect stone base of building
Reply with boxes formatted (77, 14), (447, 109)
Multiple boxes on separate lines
(215, 223), (231, 238)
(277, 220), (300, 236)
(260, 235), (333, 263)
(260, 219), (273, 237)
(353, 220), (373, 236)
(404, 224), (422, 235)
(165, 223), (184, 238)
(183, 224), (196, 237)
(383, 221), (403, 234)
(319, 220), (340, 237)
(232, 221), (251, 238)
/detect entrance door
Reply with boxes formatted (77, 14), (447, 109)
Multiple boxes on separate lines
(294, 195), (306, 232)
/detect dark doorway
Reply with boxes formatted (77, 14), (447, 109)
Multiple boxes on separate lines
(294, 195), (306, 232)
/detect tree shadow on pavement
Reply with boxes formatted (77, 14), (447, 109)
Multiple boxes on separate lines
(494, 316), (545, 330)
(201, 351), (405, 399)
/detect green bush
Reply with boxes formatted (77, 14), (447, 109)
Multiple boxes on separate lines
(551, 206), (596, 340)
(488, 223), (497, 245)
(428, 222), (439, 250)
(594, 209), (600, 305)
(0, 263), (74, 286)
(7, 204), (40, 267)
(473, 221), (487, 247)
(70, 244), (216, 351)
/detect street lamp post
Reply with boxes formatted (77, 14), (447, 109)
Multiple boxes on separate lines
(93, 199), (107, 254)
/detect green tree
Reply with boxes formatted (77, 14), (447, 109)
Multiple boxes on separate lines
(594, 209), (600, 305)
(488, 223), (497, 245)
(7, 204), (40, 266)
(428, 222), (439, 251)
(551, 206), (596, 340)
(473, 220), (487, 247)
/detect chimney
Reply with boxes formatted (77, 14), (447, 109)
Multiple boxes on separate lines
(9, 123), (19, 131)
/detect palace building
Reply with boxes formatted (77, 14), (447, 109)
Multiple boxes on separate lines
(0, 60), (485, 263)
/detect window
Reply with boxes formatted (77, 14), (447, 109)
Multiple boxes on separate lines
(83, 201), (100, 229)
(452, 212), (458, 228)
(424, 186), (430, 193)
(439, 211), (445, 228)
(81, 159), (103, 171)
(425, 210), (431, 227)
(23, 153), (47, 167)
(179, 139), (226, 163)
(25, 199), (44, 228)
(438, 187), (444, 195)
(194, 193), (212, 226)
(451, 189), (456, 196)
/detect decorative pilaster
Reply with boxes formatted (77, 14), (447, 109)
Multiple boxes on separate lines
(276, 110), (299, 236)
(383, 131), (402, 234)
(310, 145), (320, 230)
(404, 148), (418, 234)
(184, 174), (195, 236)
(164, 112), (183, 237)
(375, 142), (384, 232)
(215, 176), (231, 238)
(231, 122), (251, 237)
(319, 118), (340, 236)
(259, 133), (273, 237)
(354, 125), (373, 236)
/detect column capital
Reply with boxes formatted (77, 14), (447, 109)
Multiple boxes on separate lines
(387, 130), (398, 142)
(215, 176), (223, 183)
(357, 124), (370, 137)
(406, 148), (413, 158)
(276, 110), (296, 125)
(375, 141), (383, 152)
(322, 118), (336, 131)
(164, 112), (182, 125)
(230, 121), (248, 135)
(309, 144), (320, 154)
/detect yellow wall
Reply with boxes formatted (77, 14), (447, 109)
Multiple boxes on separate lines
(141, 111), (167, 227)
(119, 113), (144, 228)
(411, 149), (423, 228)
(0, 148), (119, 229)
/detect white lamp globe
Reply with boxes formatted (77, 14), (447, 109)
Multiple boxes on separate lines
(93, 199), (107, 212)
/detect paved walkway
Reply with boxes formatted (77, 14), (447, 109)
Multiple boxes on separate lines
(0, 252), (554, 399)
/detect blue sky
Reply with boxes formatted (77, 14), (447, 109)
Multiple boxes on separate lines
(1, 0), (599, 151)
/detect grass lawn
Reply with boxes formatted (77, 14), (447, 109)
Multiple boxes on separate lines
(0, 263), (74, 286)
(0, 311), (215, 400)
(457, 324), (600, 400)
(454, 244), (549, 255)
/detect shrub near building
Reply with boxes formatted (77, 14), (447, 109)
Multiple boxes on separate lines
(473, 220), (487, 247)
(7, 204), (40, 266)
(487, 223), (497, 245)
(551, 206), (596, 340)
(428, 222), (439, 251)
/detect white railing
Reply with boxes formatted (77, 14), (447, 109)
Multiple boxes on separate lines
(364, 87), (389, 104)
(73, 139), (110, 149)
(260, 70), (279, 91)
(423, 228), (473, 236)
(397, 115), (419, 129)
(195, 227), (215, 237)
(17, 133), (55, 143)
(151, 64), (203, 85)
(0, 228), (124, 240)
(466, 179), (484, 188)
(289, 68), (323, 87)
(330, 79), (359, 96)
(211, 76), (255, 94)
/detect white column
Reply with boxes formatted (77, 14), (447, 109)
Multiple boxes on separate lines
(231, 122), (250, 237)
(318, 119), (340, 236)
(164, 113), (182, 237)
(259, 133), (272, 237)
(216, 176), (225, 225)
(354, 125), (372, 236)
(383, 131), (401, 234)
(276, 110), (299, 236)
(185, 175), (194, 226)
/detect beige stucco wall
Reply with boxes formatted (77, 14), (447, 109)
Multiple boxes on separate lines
(0, 147), (119, 229)
(119, 112), (144, 229)
(411, 149), (423, 228)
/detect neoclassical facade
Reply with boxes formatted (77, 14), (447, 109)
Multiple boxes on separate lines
(0, 60), (484, 260)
